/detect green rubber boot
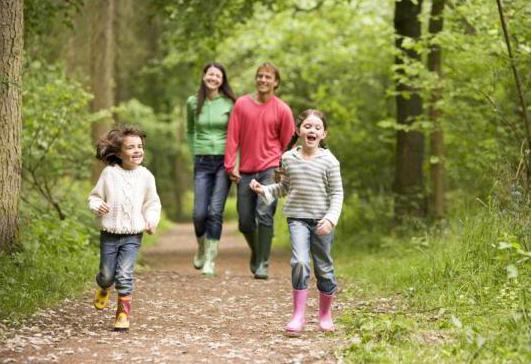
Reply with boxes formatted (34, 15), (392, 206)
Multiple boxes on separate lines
(202, 239), (219, 277)
(243, 232), (258, 274)
(193, 234), (206, 269)
(254, 225), (273, 280)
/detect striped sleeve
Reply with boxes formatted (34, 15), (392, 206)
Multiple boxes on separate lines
(262, 175), (289, 204)
(323, 161), (343, 226)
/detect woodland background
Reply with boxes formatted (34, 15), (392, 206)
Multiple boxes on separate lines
(0, 0), (529, 362)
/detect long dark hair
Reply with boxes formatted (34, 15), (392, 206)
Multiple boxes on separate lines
(96, 126), (146, 166)
(285, 109), (328, 151)
(196, 62), (237, 116)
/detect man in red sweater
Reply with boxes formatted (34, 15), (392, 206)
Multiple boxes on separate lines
(224, 62), (295, 279)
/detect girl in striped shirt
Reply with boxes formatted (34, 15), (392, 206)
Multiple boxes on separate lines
(250, 109), (343, 336)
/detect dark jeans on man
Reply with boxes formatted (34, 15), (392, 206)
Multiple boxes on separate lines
(237, 167), (277, 277)
(237, 167), (277, 233)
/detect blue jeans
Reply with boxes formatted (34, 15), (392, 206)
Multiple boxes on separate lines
(237, 168), (277, 233)
(193, 155), (231, 240)
(96, 231), (143, 296)
(288, 218), (336, 294)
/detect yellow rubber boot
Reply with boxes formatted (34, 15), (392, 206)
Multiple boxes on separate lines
(93, 287), (111, 310)
(114, 295), (132, 332)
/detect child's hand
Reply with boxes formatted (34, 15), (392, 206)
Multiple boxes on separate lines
(316, 218), (333, 236)
(96, 202), (110, 216)
(145, 222), (156, 235)
(249, 179), (264, 194)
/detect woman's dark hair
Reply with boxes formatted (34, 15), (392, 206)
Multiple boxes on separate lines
(196, 62), (237, 116)
(96, 126), (146, 166)
(285, 109), (328, 151)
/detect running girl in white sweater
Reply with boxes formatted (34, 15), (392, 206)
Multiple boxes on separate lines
(88, 126), (161, 331)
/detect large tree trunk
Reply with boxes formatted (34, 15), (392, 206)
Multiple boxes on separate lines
(393, 0), (425, 221)
(0, 0), (23, 254)
(90, 0), (116, 181)
(428, 0), (446, 219)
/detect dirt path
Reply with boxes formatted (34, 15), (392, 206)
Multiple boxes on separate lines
(0, 223), (347, 363)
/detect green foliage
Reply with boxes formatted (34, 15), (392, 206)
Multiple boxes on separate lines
(0, 191), (98, 322)
(336, 198), (530, 362)
(24, 0), (84, 40)
(22, 60), (93, 220)
(213, 0), (395, 195)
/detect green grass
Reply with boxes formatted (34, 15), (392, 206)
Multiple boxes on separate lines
(0, 216), (99, 325)
(334, 206), (530, 363)
(0, 209), (173, 327)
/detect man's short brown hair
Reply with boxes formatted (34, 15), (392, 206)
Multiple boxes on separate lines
(256, 62), (281, 90)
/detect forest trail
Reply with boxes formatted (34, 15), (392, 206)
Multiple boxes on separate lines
(0, 223), (348, 363)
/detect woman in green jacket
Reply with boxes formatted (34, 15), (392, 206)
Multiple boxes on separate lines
(186, 63), (237, 276)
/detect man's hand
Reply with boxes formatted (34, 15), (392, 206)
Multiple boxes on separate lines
(228, 170), (241, 184)
(249, 179), (264, 194)
(316, 218), (333, 236)
(96, 202), (110, 216)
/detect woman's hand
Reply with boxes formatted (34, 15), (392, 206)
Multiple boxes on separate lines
(249, 179), (264, 194)
(316, 218), (333, 236)
(96, 202), (110, 216)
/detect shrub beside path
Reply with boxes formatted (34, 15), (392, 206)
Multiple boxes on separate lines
(0, 222), (347, 363)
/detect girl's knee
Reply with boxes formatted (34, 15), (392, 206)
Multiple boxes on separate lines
(96, 271), (114, 288)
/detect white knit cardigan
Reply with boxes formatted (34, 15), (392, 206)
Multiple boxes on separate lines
(88, 165), (161, 234)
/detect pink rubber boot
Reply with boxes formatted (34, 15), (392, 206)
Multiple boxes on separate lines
(318, 291), (335, 332)
(285, 289), (308, 336)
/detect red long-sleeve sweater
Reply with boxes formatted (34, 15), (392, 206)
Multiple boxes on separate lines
(224, 95), (295, 174)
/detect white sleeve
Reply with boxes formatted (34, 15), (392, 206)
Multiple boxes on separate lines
(88, 170), (107, 214)
(143, 172), (162, 226)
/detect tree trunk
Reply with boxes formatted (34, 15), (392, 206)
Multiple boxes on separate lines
(90, 0), (116, 181)
(393, 0), (425, 221)
(428, 0), (446, 219)
(496, 0), (531, 189)
(0, 0), (23, 254)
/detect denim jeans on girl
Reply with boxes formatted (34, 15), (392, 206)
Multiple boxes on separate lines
(237, 167), (277, 233)
(288, 218), (336, 294)
(193, 155), (231, 240)
(96, 231), (142, 296)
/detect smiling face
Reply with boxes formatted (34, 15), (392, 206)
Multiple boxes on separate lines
(255, 67), (278, 96)
(202, 66), (223, 93)
(118, 135), (144, 170)
(297, 115), (327, 151)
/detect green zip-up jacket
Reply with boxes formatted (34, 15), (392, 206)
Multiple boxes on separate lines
(186, 95), (234, 156)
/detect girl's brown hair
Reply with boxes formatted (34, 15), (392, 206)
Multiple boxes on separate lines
(96, 126), (146, 166)
(285, 109), (328, 151)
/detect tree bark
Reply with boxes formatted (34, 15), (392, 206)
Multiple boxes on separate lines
(428, 0), (446, 219)
(393, 0), (425, 221)
(0, 0), (23, 254)
(90, 0), (116, 181)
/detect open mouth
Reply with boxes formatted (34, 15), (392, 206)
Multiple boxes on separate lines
(306, 135), (317, 142)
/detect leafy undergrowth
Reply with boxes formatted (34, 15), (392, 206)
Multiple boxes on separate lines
(335, 207), (530, 363)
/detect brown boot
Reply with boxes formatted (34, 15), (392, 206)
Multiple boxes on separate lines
(114, 295), (132, 332)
